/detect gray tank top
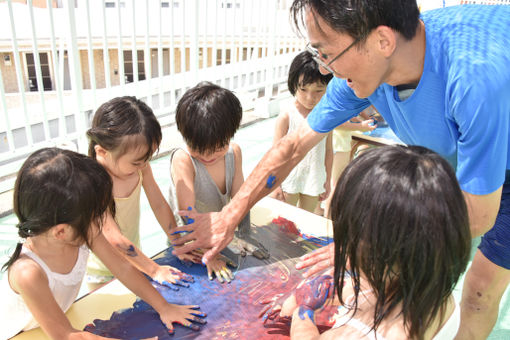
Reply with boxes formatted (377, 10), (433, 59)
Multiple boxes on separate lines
(168, 147), (250, 237)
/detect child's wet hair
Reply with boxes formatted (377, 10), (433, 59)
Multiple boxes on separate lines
(2, 148), (114, 272)
(330, 145), (471, 340)
(87, 96), (162, 161)
(175, 81), (242, 154)
(287, 51), (332, 96)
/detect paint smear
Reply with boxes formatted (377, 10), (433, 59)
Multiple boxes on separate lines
(84, 224), (336, 339)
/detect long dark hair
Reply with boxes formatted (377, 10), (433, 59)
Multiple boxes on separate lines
(330, 145), (471, 339)
(87, 96), (162, 161)
(290, 0), (420, 41)
(2, 148), (114, 272)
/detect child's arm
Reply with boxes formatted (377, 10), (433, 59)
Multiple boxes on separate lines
(90, 225), (206, 333)
(101, 212), (192, 288)
(230, 143), (251, 235)
(141, 163), (176, 239)
(270, 111), (290, 200)
(9, 257), (114, 339)
(319, 132), (333, 201)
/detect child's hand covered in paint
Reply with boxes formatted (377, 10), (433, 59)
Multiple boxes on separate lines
(158, 304), (207, 334)
(206, 255), (235, 283)
(153, 265), (194, 290)
(259, 292), (288, 324)
(294, 275), (334, 311)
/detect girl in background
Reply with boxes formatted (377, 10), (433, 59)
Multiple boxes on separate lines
(271, 51), (333, 214)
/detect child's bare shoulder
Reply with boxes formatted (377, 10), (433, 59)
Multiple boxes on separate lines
(171, 148), (195, 178)
(9, 255), (48, 291)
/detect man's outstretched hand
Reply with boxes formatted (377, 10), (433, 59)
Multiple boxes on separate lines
(295, 243), (335, 278)
(170, 209), (236, 264)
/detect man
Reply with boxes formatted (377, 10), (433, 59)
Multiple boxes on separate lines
(172, 1), (510, 338)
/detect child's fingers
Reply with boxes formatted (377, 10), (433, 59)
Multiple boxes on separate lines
(161, 280), (180, 291)
(187, 315), (208, 324)
(258, 303), (273, 317)
(172, 280), (190, 288)
(177, 320), (200, 331)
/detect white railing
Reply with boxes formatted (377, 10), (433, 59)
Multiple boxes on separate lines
(0, 0), (303, 193)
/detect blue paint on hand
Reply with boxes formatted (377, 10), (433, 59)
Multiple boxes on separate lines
(171, 230), (189, 235)
(187, 218), (195, 224)
(187, 206), (193, 211)
(162, 280), (180, 291)
(266, 174), (276, 189)
(298, 306), (315, 322)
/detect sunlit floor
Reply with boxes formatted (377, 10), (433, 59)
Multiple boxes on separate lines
(0, 116), (509, 338)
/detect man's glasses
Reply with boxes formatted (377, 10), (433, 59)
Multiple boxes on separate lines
(306, 37), (360, 74)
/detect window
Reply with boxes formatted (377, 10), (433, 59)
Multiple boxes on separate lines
(123, 50), (146, 83)
(26, 53), (52, 91)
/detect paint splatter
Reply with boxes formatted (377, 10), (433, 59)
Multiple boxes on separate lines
(117, 244), (138, 257)
(266, 175), (277, 189)
(84, 224), (335, 339)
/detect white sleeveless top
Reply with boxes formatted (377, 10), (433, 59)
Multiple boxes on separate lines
(281, 105), (327, 196)
(0, 245), (89, 339)
(332, 298), (461, 340)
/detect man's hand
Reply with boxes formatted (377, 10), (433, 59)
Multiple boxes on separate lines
(295, 244), (335, 278)
(170, 209), (236, 264)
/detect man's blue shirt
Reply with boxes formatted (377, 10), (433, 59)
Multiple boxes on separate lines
(308, 5), (510, 195)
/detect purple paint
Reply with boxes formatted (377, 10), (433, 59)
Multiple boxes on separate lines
(117, 244), (138, 257)
(84, 225), (336, 339)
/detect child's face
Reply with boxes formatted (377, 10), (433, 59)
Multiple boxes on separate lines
(187, 144), (229, 166)
(295, 78), (328, 111)
(102, 144), (150, 179)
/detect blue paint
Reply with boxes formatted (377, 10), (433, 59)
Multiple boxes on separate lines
(266, 174), (276, 189)
(162, 280), (180, 291)
(187, 218), (195, 224)
(187, 206), (193, 211)
(298, 306), (315, 322)
(171, 230), (189, 235)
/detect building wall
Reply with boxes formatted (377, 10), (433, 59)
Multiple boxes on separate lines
(1, 52), (19, 93)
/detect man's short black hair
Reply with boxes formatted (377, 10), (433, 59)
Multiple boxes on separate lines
(176, 81), (243, 154)
(291, 0), (420, 42)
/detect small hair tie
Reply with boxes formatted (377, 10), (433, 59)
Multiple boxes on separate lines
(18, 237), (26, 245)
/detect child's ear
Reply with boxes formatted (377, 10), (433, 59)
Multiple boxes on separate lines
(94, 144), (108, 160)
(52, 223), (71, 241)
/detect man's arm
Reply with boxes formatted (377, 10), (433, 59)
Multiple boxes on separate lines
(171, 121), (327, 262)
(464, 187), (502, 238)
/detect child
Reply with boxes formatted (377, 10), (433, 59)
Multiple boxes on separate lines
(168, 81), (250, 283)
(0, 148), (205, 339)
(283, 145), (471, 339)
(322, 105), (377, 218)
(86, 96), (192, 290)
(270, 51), (333, 214)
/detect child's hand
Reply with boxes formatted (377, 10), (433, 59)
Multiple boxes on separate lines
(177, 249), (204, 267)
(153, 265), (194, 290)
(206, 256), (235, 283)
(318, 181), (331, 201)
(159, 304), (207, 334)
(358, 119), (377, 132)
